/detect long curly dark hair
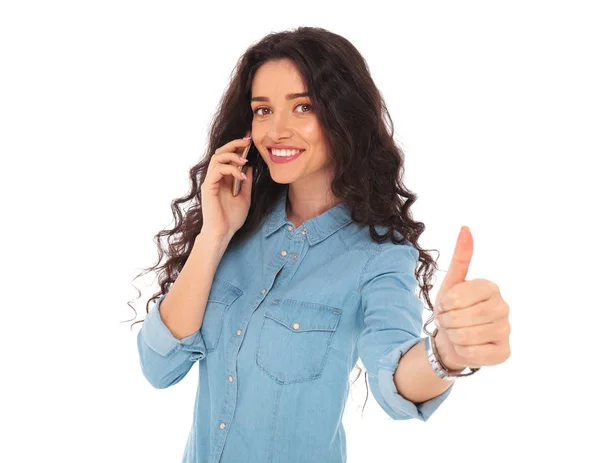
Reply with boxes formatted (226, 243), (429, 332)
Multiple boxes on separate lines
(127, 26), (440, 418)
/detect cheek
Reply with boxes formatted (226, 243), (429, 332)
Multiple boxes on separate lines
(300, 121), (326, 147)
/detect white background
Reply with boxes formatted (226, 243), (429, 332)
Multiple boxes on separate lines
(1, 1), (598, 462)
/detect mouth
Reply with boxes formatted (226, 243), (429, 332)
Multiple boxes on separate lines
(268, 147), (305, 164)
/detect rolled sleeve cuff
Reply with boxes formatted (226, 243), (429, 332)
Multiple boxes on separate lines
(373, 337), (454, 421)
(140, 293), (207, 360)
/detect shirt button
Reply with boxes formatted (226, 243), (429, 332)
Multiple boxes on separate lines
(287, 225), (293, 231)
(291, 254), (297, 260)
(219, 422), (226, 429)
(261, 289), (268, 295)
(228, 375), (234, 382)
(292, 322), (300, 330)
(281, 250), (287, 256)
(237, 329), (242, 336)
(301, 229), (307, 235)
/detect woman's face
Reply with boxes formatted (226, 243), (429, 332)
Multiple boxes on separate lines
(250, 59), (333, 188)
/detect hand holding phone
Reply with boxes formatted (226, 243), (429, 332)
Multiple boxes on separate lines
(199, 136), (254, 238)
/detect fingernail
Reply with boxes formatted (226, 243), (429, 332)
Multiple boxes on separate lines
(241, 172), (248, 180)
(243, 131), (251, 140)
(239, 156), (248, 162)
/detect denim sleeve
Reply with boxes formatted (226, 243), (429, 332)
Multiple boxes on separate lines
(357, 243), (454, 421)
(137, 293), (207, 389)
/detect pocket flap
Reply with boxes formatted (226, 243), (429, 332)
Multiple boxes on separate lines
(264, 299), (341, 332)
(207, 277), (243, 305)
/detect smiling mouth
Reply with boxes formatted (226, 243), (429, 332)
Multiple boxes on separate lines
(267, 148), (305, 164)
(268, 148), (306, 157)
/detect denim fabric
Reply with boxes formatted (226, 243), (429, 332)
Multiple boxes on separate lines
(137, 185), (454, 463)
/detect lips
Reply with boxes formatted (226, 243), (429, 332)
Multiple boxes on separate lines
(268, 148), (305, 164)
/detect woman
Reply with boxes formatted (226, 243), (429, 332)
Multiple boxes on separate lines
(133, 26), (511, 463)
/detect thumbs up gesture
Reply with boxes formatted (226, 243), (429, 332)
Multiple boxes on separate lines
(431, 226), (511, 371)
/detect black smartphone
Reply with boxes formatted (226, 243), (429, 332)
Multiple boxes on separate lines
(232, 139), (258, 196)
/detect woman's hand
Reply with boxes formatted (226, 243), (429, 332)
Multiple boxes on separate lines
(432, 227), (511, 371)
(200, 133), (253, 238)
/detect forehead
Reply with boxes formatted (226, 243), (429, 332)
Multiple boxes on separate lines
(251, 59), (307, 96)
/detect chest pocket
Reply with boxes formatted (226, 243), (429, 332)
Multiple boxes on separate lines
(255, 299), (342, 384)
(200, 277), (243, 352)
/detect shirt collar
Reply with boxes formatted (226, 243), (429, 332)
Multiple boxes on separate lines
(264, 185), (353, 245)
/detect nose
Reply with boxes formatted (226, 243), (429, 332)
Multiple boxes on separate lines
(266, 110), (293, 141)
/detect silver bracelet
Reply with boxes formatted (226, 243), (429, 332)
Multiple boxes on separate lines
(423, 328), (481, 380)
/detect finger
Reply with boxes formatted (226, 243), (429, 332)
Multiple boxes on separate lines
(438, 226), (473, 295)
(440, 279), (499, 312)
(454, 339), (511, 366)
(215, 137), (252, 156)
(437, 295), (508, 328)
(445, 320), (510, 346)
(217, 163), (247, 181)
(209, 152), (250, 168)
(203, 163), (247, 188)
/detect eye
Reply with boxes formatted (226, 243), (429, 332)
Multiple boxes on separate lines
(253, 103), (313, 116)
(253, 107), (269, 116)
(294, 103), (313, 113)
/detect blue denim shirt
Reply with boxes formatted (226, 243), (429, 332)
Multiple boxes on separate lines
(137, 185), (454, 463)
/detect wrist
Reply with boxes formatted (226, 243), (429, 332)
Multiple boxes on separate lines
(196, 231), (233, 257)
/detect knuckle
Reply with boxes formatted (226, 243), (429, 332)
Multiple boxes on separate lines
(478, 278), (498, 292)
(451, 328), (467, 345)
(488, 280), (500, 293)
(446, 291), (460, 308)
(449, 309), (462, 326)
(474, 303), (485, 319)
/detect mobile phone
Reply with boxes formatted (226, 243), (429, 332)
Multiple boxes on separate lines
(232, 139), (254, 197)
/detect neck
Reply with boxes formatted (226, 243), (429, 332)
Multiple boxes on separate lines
(285, 184), (342, 227)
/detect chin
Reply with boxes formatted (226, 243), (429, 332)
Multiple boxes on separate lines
(269, 172), (297, 185)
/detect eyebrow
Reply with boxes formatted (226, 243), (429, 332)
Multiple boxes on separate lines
(250, 92), (310, 103)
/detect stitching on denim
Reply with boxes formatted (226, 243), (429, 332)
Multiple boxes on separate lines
(263, 312), (339, 332)
(207, 277), (244, 303)
(256, 316), (335, 385)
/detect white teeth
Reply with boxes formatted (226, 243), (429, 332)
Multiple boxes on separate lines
(271, 149), (303, 157)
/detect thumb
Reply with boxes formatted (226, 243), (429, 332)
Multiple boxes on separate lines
(438, 226), (474, 296)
